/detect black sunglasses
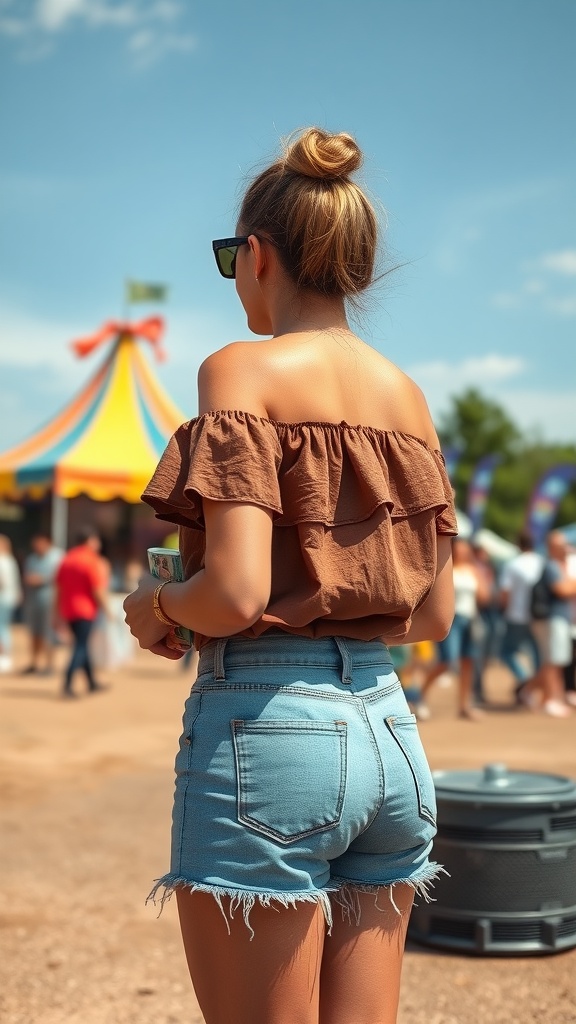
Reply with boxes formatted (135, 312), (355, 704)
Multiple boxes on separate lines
(212, 236), (250, 279)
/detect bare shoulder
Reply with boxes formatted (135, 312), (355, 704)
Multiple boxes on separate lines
(399, 374), (442, 449)
(197, 341), (270, 416)
(362, 349), (441, 448)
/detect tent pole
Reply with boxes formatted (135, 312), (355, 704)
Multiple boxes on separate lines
(51, 491), (68, 549)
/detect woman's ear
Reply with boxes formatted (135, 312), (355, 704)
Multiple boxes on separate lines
(248, 234), (266, 280)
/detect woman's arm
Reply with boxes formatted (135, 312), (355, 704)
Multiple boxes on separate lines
(157, 499), (273, 635)
(123, 499), (273, 649)
(123, 346), (274, 650)
(389, 535), (454, 645)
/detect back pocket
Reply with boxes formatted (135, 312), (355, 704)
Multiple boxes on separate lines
(385, 715), (436, 827)
(231, 719), (347, 844)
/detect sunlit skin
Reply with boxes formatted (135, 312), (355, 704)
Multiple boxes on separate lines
(123, 223), (456, 1024)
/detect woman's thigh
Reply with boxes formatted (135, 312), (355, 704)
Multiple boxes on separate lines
(176, 885), (413, 1024)
(320, 885), (414, 1024)
(177, 889), (325, 1024)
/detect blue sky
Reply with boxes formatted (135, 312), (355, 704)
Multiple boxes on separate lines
(1, 0), (575, 451)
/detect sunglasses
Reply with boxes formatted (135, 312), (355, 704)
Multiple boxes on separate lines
(212, 236), (250, 279)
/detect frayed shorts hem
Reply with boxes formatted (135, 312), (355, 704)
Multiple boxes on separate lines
(146, 875), (337, 938)
(146, 861), (446, 938)
(330, 861), (448, 920)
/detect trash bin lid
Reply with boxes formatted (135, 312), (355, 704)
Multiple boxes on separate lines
(433, 764), (576, 805)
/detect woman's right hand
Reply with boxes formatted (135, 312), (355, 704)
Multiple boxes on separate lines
(147, 639), (186, 660)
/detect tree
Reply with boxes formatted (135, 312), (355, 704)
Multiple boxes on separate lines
(438, 388), (521, 465)
(437, 389), (576, 541)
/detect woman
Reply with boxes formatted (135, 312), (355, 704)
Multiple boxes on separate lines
(417, 538), (488, 721)
(0, 534), (22, 673)
(124, 128), (456, 1024)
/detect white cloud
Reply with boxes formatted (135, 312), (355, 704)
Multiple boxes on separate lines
(487, 390), (576, 444)
(410, 354), (527, 386)
(523, 279), (545, 295)
(491, 249), (576, 316)
(36, 0), (92, 31)
(491, 291), (523, 310)
(0, 0), (195, 64)
(432, 179), (562, 277)
(127, 23), (195, 66)
(545, 296), (576, 317)
(538, 250), (576, 276)
(406, 361), (576, 444)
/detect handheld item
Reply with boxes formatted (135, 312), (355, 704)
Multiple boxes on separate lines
(147, 547), (193, 651)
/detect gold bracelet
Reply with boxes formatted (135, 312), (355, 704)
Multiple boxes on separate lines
(153, 581), (179, 627)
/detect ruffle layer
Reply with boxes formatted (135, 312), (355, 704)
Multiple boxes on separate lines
(142, 410), (457, 535)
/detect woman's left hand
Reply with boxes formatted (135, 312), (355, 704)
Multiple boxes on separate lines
(123, 573), (173, 649)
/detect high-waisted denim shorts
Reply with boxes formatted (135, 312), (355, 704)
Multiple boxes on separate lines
(148, 632), (443, 934)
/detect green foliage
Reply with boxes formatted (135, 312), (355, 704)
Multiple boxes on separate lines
(437, 388), (576, 541)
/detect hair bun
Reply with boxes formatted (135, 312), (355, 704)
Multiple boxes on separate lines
(284, 127), (362, 180)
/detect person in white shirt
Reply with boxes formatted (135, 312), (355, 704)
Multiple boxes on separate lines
(416, 538), (489, 720)
(21, 534), (63, 675)
(563, 545), (576, 706)
(499, 530), (543, 699)
(0, 534), (22, 673)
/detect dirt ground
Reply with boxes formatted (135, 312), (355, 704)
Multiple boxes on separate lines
(1, 626), (575, 1024)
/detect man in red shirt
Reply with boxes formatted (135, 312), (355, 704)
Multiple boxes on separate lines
(55, 526), (109, 698)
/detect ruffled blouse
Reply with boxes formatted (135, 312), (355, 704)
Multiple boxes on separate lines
(142, 410), (458, 648)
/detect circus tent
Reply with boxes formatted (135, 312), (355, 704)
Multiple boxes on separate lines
(0, 317), (186, 546)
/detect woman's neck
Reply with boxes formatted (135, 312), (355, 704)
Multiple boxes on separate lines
(268, 287), (351, 339)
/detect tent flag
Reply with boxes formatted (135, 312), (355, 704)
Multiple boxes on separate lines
(71, 317), (166, 361)
(466, 454), (501, 533)
(127, 280), (168, 303)
(525, 463), (576, 549)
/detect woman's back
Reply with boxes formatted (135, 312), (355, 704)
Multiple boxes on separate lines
(145, 330), (456, 649)
(203, 331), (437, 446)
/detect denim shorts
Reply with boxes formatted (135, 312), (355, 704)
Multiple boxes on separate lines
(532, 616), (572, 667)
(148, 632), (443, 933)
(437, 612), (478, 665)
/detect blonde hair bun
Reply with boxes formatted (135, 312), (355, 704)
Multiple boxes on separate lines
(284, 127), (362, 180)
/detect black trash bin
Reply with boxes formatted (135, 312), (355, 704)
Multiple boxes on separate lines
(408, 764), (576, 955)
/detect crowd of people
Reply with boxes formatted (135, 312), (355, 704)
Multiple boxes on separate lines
(401, 529), (576, 719)
(0, 524), (575, 713)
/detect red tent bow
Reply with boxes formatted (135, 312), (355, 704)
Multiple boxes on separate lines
(71, 317), (166, 361)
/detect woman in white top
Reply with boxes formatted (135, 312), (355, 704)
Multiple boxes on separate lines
(417, 538), (488, 720)
(0, 534), (22, 672)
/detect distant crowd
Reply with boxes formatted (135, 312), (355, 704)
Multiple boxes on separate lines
(0, 528), (140, 698)
(399, 529), (576, 720)
(0, 526), (575, 712)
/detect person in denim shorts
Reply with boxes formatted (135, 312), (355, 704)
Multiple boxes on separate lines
(417, 539), (488, 721)
(124, 127), (457, 1024)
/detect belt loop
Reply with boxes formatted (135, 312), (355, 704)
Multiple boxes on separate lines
(333, 636), (353, 685)
(213, 638), (227, 681)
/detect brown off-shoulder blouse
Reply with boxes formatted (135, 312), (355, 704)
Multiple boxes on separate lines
(141, 410), (458, 650)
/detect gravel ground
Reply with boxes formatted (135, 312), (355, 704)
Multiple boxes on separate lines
(1, 628), (575, 1024)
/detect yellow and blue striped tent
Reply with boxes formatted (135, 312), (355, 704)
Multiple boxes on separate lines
(0, 318), (185, 504)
